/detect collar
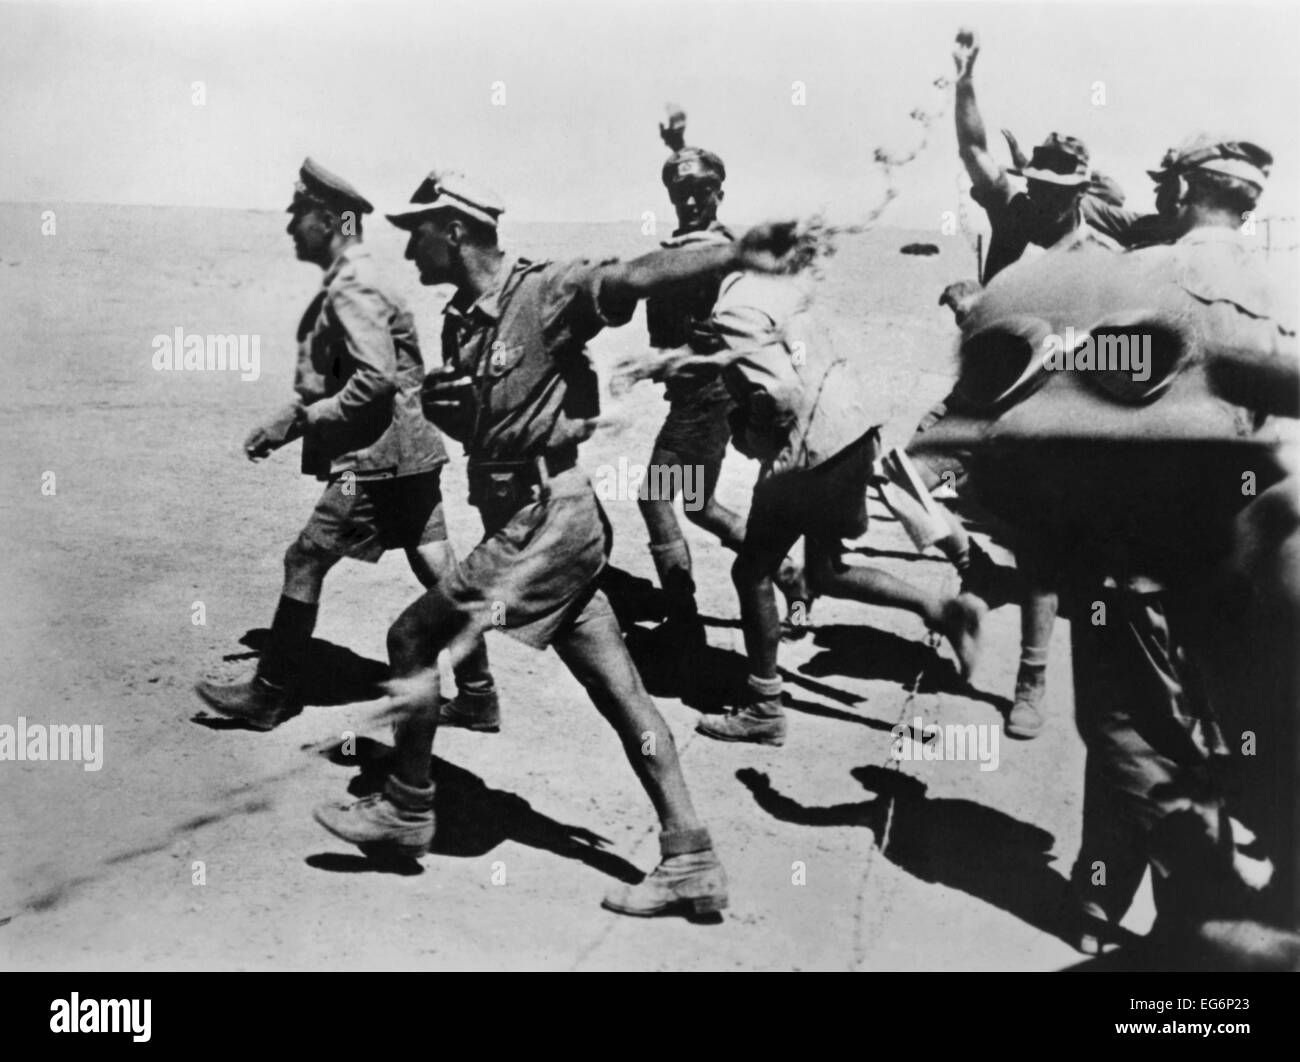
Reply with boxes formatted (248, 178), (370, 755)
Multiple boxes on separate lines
(445, 255), (523, 324)
(322, 241), (368, 286)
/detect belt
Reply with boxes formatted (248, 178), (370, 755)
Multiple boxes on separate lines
(467, 450), (578, 512)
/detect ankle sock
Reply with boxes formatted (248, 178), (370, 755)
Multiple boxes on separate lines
(660, 826), (712, 857)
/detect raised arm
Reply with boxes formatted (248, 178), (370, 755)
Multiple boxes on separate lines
(953, 29), (1005, 195)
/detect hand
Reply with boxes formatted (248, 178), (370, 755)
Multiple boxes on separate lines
(374, 668), (442, 726)
(421, 370), (475, 413)
(939, 280), (983, 325)
(953, 27), (980, 81)
(243, 424), (276, 462)
(243, 401), (305, 461)
(735, 219), (805, 274)
(1000, 128), (1028, 170)
(659, 103), (687, 150)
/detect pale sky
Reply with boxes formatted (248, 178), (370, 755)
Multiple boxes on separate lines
(2, 0), (1297, 226)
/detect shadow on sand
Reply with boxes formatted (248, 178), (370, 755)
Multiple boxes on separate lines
(305, 738), (644, 884)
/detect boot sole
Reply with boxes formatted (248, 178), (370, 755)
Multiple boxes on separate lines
(601, 893), (729, 919)
(439, 720), (501, 733)
(312, 809), (432, 860)
(193, 685), (292, 732)
(696, 725), (785, 747)
(357, 840), (432, 861)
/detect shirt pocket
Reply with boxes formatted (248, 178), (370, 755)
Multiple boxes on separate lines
(480, 339), (538, 412)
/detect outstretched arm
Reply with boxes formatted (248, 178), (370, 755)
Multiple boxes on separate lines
(953, 29), (1006, 195)
(597, 220), (801, 306)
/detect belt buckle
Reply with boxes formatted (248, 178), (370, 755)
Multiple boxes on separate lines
(487, 470), (517, 505)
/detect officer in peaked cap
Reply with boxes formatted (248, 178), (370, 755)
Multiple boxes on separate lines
(289, 156), (376, 219)
(195, 158), (498, 733)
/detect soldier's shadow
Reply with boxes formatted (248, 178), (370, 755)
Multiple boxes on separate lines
(599, 565), (667, 628)
(799, 624), (1010, 715)
(621, 626), (750, 711)
(231, 628), (390, 705)
(305, 739), (643, 883)
(737, 765), (1073, 943)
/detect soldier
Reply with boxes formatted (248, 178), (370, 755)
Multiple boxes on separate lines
(911, 135), (1295, 956)
(195, 159), (498, 733)
(312, 170), (799, 916)
(638, 108), (804, 648)
(692, 269), (987, 747)
(929, 27), (1178, 740)
(1065, 137), (1295, 953)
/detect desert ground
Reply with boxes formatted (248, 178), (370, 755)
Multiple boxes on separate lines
(2, 202), (1144, 970)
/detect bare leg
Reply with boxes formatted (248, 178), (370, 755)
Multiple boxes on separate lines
(553, 593), (699, 832)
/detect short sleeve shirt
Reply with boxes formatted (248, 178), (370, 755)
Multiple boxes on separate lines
(440, 256), (636, 463)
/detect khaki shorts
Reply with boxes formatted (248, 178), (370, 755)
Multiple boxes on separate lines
(744, 429), (879, 558)
(439, 467), (612, 649)
(298, 470), (447, 563)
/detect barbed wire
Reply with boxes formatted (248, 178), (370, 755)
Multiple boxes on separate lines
(792, 73), (957, 265)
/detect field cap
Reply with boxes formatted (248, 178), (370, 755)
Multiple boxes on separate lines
(1010, 133), (1091, 186)
(662, 147), (726, 188)
(1147, 135), (1273, 190)
(386, 171), (506, 229)
(288, 158), (374, 216)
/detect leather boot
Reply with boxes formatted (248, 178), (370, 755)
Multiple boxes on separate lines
(601, 827), (728, 918)
(313, 774), (436, 859)
(1006, 663), (1047, 739)
(439, 684), (502, 732)
(194, 675), (299, 731)
(696, 675), (787, 746)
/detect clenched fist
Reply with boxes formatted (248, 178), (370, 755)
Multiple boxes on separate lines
(953, 28), (980, 81)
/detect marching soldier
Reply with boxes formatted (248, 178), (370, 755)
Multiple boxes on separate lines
(638, 108), (804, 648)
(693, 269), (987, 746)
(313, 169), (800, 916)
(195, 159), (497, 732)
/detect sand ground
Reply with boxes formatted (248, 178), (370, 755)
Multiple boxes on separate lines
(0, 204), (1154, 970)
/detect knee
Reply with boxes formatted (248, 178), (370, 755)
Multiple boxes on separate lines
(685, 499), (719, 531)
(285, 537), (330, 579)
(386, 612), (425, 671)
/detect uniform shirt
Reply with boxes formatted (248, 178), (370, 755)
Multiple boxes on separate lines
(645, 223), (734, 406)
(711, 272), (871, 476)
(972, 179), (1164, 282)
(439, 256), (635, 466)
(295, 244), (447, 481)
(1135, 224), (1296, 352)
